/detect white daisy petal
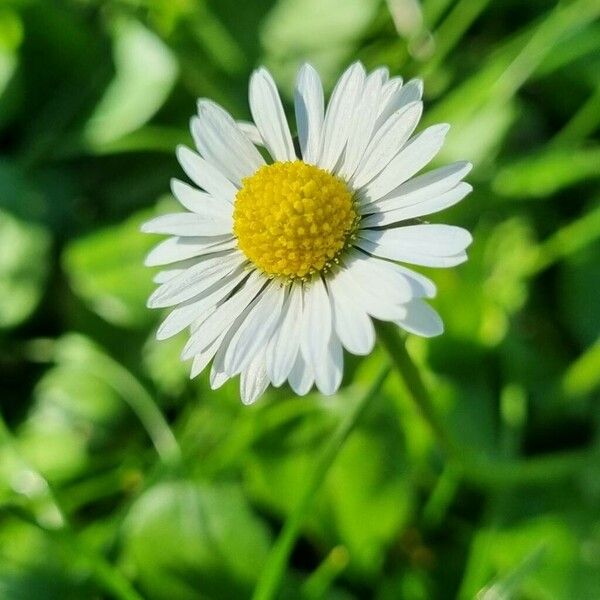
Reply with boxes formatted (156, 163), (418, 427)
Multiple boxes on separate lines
(210, 365), (229, 390)
(156, 268), (248, 340)
(318, 62), (366, 171)
(294, 63), (324, 165)
(352, 101), (423, 189)
(141, 208), (232, 237)
(345, 250), (413, 304)
(144, 235), (234, 267)
(223, 283), (286, 376)
(236, 121), (263, 146)
(360, 123), (450, 203)
(300, 278), (332, 372)
(193, 101), (265, 185)
(170, 179), (221, 214)
(266, 284), (303, 386)
(288, 352), (314, 396)
(378, 76), (403, 112)
(190, 332), (224, 378)
(240, 347), (270, 405)
(392, 265), (437, 298)
(328, 276), (375, 355)
(361, 224), (472, 255)
(176, 145), (238, 203)
(209, 298), (262, 391)
(361, 182), (472, 227)
(314, 333), (343, 396)
(182, 271), (265, 360)
(333, 261), (408, 321)
(357, 225), (472, 268)
(373, 66), (390, 83)
(148, 251), (244, 308)
(396, 299), (444, 337)
(249, 67), (296, 162)
(365, 161), (473, 213)
(338, 69), (385, 179)
(375, 77), (422, 130)
(153, 263), (194, 284)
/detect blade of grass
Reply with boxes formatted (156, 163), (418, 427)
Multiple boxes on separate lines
(422, 0), (492, 77)
(551, 85), (600, 147)
(529, 200), (600, 274)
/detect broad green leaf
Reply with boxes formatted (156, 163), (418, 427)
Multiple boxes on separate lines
(142, 331), (190, 398)
(16, 336), (131, 483)
(323, 428), (413, 574)
(0, 209), (51, 329)
(0, 519), (93, 600)
(62, 209), (156, 328)
(84, 17), (178, 148)
(120, 480), (272, 600)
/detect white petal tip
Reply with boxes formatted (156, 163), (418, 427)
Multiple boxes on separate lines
(196, 98), (211, 113)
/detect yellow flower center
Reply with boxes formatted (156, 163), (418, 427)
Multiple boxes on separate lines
(233, 161), (358, 279)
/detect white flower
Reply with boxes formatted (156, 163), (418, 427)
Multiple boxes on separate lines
(142, 63), (473, 404)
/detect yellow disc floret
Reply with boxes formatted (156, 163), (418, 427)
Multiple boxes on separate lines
(233, 161), (358, 279)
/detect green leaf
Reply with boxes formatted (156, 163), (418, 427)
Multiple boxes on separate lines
(120, 480), (272, 600)
(323, 428), (413, 574)
(84, 17), (178, 148)
(62, 209), (156, 328)
(15, 337), (131, 483)
(0, 208), (51, 329)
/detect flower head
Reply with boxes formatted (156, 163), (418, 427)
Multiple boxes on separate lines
(142, 63), (473, 404)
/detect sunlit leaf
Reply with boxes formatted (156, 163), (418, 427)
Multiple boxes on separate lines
(0, 209), (51, 329)
(62, 209), (156, 328)
(120, 480), (272, 600)
(84, 17), (178, 148)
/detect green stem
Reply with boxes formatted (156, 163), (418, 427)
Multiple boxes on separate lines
(376, 321), (458, 454)
(252, 365), (390, 600)
(376, 322), (594, 489)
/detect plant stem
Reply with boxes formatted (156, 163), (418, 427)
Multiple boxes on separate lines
(376, 321), (458, 454)
(252, 365), (390, 600)
(376, 322), (595, 489)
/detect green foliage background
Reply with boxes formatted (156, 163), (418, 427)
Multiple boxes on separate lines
(0, 0), (599, 598)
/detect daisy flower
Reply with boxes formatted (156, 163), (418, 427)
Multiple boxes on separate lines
(142, 63), (473, 404)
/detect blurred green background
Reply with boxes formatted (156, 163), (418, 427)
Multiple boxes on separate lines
(1, 0), (599, 598)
